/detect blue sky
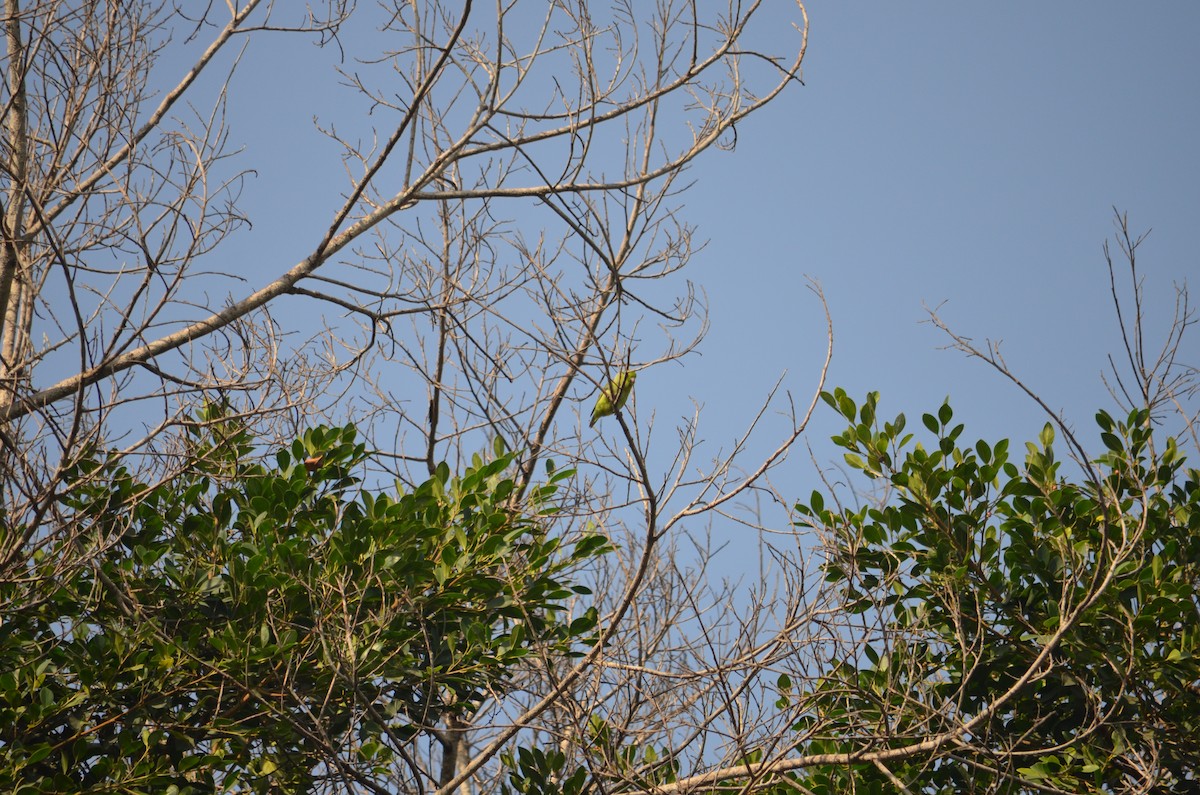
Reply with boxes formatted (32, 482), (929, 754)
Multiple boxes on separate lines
(679, 4), (1199, 475)
(190, 4), (1198, 532)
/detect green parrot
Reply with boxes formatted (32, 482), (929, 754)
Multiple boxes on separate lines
(589, 370), (637, 427)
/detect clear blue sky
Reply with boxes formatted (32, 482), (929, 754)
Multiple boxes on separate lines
(681, 4), (1199, 471)
(206, 5), (1197, 548)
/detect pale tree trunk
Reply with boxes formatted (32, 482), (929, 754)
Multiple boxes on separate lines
(1, 0), (31, 420)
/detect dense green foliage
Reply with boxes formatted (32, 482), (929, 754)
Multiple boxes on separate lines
(789, 390), (1200, 794)
(5, 385), (1198, 794)
(0, 406), (607, 793)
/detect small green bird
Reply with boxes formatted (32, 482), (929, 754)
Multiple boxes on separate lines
(590, 370), (637, 427)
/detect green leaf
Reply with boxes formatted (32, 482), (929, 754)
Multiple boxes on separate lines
(1039, 422), (1055, 448)
(937, 401), (953, 425)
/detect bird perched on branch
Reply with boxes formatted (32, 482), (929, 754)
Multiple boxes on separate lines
(590, 370), (637, 427)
